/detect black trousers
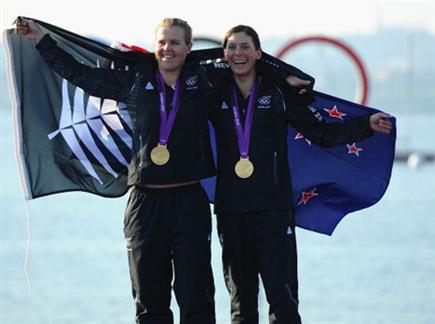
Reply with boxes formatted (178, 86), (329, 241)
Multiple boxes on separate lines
(217, 211), (301, 324)
(124, 184), (215, 324)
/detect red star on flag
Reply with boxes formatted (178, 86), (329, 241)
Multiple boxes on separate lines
(347, 143), (363, 156)
(294, 132), (311, 145)
(324, 105), (347, 120)
(297, 188), (319, 206)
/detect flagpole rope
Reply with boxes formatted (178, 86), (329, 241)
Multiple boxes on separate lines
(24, 200), (32, 294)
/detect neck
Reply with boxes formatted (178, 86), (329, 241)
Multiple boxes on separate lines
(159, 69), (181, 87)
(234, 71), (256, 98)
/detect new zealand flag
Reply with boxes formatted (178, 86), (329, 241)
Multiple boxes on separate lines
(3, 18), (395, 235)
(288, 92), (395, 234)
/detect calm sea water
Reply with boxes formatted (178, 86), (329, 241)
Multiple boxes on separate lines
(1, 108), (435, 324)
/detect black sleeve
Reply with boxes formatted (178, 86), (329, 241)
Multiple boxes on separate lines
(273, 82), (374, 147)
(35, 34), (135, 101)
(198, 61), (230, 89)
(261, 51), (315, 90)
(258, 52), (315, 104)
(185, 47), (226, 89)
(189, 47), (223, 62)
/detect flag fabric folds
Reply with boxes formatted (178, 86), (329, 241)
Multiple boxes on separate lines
(3, 18), (220, 200)
(287, 91), (395, 234)
(4, 20), (135, 199)
(3, 18), (395, 235)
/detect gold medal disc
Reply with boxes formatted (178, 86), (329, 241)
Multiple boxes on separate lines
(150, 144), (170, 165)
(235, 158), (254, 178)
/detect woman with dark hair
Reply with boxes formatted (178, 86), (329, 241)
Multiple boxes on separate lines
(210, 25), (392, 324)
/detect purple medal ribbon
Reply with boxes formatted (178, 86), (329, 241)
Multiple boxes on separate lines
(230, 79), (260, 158)
(155, 71), (182, 145)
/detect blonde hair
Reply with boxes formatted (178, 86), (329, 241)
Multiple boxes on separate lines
(155, 18), (192, 45)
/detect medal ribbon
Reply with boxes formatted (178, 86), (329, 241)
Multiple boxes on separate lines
(230, 79), (260, 158)
(155, 71), (182, 145)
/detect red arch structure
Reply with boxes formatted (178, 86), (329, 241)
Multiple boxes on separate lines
(275, 36), (369, 105)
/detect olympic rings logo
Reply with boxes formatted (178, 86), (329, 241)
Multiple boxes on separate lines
(258, 96), (272, 105)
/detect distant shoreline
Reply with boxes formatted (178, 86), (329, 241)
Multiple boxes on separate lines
(395, 151), (434, 164)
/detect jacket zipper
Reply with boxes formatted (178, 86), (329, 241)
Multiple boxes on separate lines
(199, 130), (205, 161)
(139, 134), (144, 167)
(273, 151), (279, 184)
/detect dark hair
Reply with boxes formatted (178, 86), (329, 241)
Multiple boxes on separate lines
(222, 25), (261, 50)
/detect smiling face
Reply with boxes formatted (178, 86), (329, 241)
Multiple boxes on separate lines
(154, 25), (192, 75)
(224, 31), (262, 79)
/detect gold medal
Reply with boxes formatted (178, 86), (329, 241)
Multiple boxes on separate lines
(150, 144), (170, 165)
(235, 157), (254, 179)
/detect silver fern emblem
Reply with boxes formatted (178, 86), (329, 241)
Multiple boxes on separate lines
(47, 78), (132, 185)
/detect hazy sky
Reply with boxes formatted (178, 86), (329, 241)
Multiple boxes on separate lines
(2, 0), (435, 46)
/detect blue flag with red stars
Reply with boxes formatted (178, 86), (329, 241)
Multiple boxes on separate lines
(202, 91), (396, 235)
(288, 91), (395, 235)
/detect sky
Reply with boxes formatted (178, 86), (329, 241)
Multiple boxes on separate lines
(2, 0), (435, 47)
